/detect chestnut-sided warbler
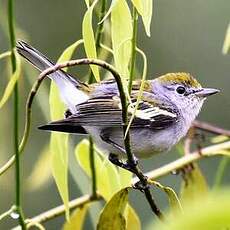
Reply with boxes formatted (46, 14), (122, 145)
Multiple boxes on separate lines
(17, 41), (219, 162)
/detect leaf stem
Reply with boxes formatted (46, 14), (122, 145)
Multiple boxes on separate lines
(8, 0), (26, 228)
(128, 6), (138, 93)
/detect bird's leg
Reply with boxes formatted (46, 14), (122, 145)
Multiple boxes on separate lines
(100, 131), (139, 173)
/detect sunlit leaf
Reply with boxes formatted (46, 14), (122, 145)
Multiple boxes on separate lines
(97, 188), (130, 230)
(82, 0), (100, 81)
(84, 0), (90, 8)
(0, 52), (21, 109)
(49, 39), (84, 219)
(26, 145), (52, 191)
(63, 205), (89, 230)
(152, 188), (230, 230)
(98, 0), (118, 24)
(119, 168), (132, 188)
(222, 23), (230, 55)
(58, 39), (84, 71)
(213, 156), (230, 189)
(0, 51), (11, 60)
(75, 140), (121, 201)
(132, 0), (152, 37)
(211, 135), (229, 144)
(126, 205), (141, 230)
(111, 0), (132, 79)
(180, 163), (208, 204)
(125, 47), (147, 137)
(149, 180), (182, 214)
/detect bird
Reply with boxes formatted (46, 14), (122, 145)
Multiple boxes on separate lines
(16, 40), (219, 170)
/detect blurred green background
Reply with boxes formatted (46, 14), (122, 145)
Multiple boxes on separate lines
(0, 0), (229, 229)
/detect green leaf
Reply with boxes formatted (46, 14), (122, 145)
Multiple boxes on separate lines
(149, 180), (182, 214)
(119, 168), (132, 188)
(82, 0), (100, 81)
(111, 0), (132, 79)
(75, 140), (121, 201)
(49, 39), (84, 219)
(211, 135), (229, 144)
(152, 188), (230, 230)
(0, 52), (21, 109)
(180, 163), (208, 204)
(26, 145), (52, 191)
(97, 188), (130, 230)
(63, 205), (89, 230)
(126, 205), (141, 230)
(132, 0), (152, 37)
(84, 0), (90, 8)
(222, 23), (230, 55)
(98, 0), (118, 24)
(57, 39), (84, 71)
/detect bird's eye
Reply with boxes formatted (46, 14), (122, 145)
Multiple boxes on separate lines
(176, 86), (186, 94)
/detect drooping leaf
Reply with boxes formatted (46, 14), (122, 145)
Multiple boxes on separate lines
(126, 205), (141, 230)
(131, 0), (152, 37)
(82, 0), (100, 81)
(98, 0), (118, 24)
(222, 23), (230, 55)
(0, 52), (21, 109)
(75, 139), (121, 201)
(97, 188), (130, 230)
(26, 145), (52, 191)
(111, 0), (132, 79)
(180, 163), (208, 204)
(57, 39), (84, 71)
(119, 168), (132, 188)
(152, 188), (230, 230)
(49, 40), (83, 219)
(149, 180), (182, 214)
(63, 205), (89, 230)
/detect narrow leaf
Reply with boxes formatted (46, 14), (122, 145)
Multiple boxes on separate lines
(126, 205), (141, 230)
(63, 205), (89, 230)
(180, 163), (208, 203)
(97, 188), (130, 230)
(111, 0), (132, 79)
(152, 188), (230, 230)
(98, 0), (118, 24)
(49, 40), (83, 219)
(149, 180), (182, 213)
(26, 145), (52, 191)
(75, 140), (121, 201)
(0, 52), (21, 109)
(141, 0), (153, 37)
(131, 0), (143, 15)
(82, 0), (100, 81)
(222, 23), (230, 54)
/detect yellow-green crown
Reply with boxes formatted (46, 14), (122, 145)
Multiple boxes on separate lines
(158, 72), (201, 88)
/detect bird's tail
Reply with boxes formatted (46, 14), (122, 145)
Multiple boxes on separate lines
(16, 40), (89, 111)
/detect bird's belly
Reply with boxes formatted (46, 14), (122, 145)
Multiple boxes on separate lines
(83, 126), (184, 159)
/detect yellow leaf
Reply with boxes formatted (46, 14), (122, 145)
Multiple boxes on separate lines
(139, 0), (152, 37)
(63, 205), (89, 230)
(111, 0), (132, 79)
(84, 0), (90, 8)
(97, 188), (130, 230)
(131, 0), (143, 15)
(26, 145), (52, 191)
(57, 39), (84, 71)
(98, 0), (118, 24)
(75, 140), (121, 201)
(149, 180), (183, 214)
(82, 0), (100, 81)
(222, 23), (230, 55)
(180, 163), (208, 204)
(119, 168), (132, 188)
(49, 39), (84, 219)
(126, 205), (141, 230)
(152, 188), (230, 230)
(0, 52), (21, 109)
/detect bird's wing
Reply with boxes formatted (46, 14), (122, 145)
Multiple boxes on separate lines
(39, 95), (178, 133)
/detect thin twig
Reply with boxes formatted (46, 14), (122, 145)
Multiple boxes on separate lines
(193, 120), (230, 136)
(8, 0), (26, 228)
(25, 194), (102, 225)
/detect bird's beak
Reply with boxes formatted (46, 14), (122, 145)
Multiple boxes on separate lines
(195, 88), (220, 97)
